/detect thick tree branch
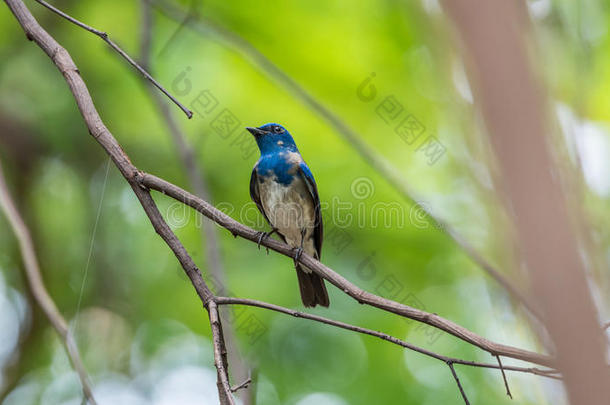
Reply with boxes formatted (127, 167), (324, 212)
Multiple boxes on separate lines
(149, 0), (542, 321)
(33, 0), (192, 118)
(0, 160), (98, 405)
(139, 172), (554, 368)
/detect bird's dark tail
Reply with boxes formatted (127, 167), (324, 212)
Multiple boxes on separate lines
(295, 264), (329, 307)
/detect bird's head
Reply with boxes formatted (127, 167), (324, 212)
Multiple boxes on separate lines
(246, 123), (298, 155)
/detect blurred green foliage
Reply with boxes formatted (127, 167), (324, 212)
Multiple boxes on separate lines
(0, 0), (609, 404)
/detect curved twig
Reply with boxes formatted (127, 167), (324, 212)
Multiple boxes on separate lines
(216, 297), (560, 380)
(0, 160), (98, 405)
(33, 0), (192, 118)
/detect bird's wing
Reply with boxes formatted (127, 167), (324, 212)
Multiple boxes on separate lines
(249, 167), (271, 226)
(297, 162), (323, 259)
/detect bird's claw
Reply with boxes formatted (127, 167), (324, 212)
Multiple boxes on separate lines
(256, 228), (277, 254)
(293, 247), (304, 267)
(256, 232), (267, 250)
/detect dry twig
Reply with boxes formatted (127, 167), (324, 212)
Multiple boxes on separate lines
(495, 354), (513, 399)
(209, 301), (236, 405)
(216, 297), (559, 380)
(34, 0), (192, 118)
(448, 361), (470, 405)
(0, 160), (98, 405)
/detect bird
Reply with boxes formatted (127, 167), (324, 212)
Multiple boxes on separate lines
(246, 123), (329, 307)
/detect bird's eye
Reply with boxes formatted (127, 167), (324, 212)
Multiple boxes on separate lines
(273, 126), (284, 134)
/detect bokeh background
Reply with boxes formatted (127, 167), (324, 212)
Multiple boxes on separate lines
(0, 0), (609, 404)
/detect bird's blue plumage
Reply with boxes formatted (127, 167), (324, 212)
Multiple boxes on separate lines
(298, 161), (317, 191)
(246, 123), (328, 307)
(254, 123), (299, 154)
(255, 152), (296, 185)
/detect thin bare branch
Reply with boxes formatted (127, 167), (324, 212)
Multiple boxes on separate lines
(448, 361), (470, 405)
(0, 160), (98, 405)
(230, 376), (252, 393)
(33, 0), (192, 118)
(209, 301), (236, 405)
(216, 296), (560, 379)
(138, 0), (153, 69)
(495, 355), (513, 399)
(149, 0), (542, 321)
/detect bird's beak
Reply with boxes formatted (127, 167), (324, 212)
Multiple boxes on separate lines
(246, 127), (266, 137)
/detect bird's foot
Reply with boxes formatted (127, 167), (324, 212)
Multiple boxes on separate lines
(256, 228), (277, 254)
(293, 247), (304, 267)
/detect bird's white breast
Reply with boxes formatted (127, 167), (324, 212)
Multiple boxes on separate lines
(258, 175), (316, 257)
